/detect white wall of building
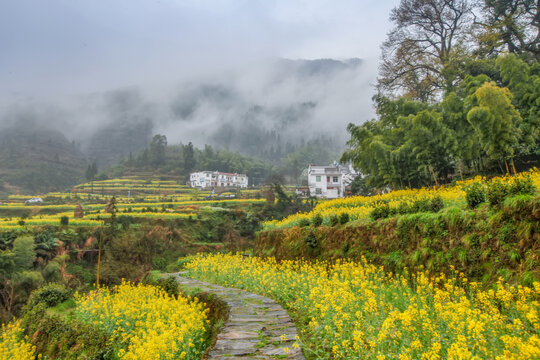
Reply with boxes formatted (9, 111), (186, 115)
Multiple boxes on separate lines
(190, 171), (248, 189)
(307, 164), (356, 198)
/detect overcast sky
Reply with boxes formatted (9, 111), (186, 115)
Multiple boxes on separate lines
(0, 0), (399, 97)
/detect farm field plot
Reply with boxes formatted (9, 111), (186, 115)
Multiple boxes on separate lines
(263, 169), (540, 230)
(185, 253), (540, 360)
(0, 176), (267, 230)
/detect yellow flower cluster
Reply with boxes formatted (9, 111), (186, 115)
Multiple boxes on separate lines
(0, 321), (37, 360)
(186, 253), (540, 359)
(75, 281), (209, 360)
(264, 168), (540, 229)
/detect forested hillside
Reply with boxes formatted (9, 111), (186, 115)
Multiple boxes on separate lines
(0, 126), (86, 194)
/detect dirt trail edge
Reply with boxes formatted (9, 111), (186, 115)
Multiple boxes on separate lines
(172, 273), (305, 359)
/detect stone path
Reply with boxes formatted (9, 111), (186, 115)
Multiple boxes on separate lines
(172, 273), (305, 359)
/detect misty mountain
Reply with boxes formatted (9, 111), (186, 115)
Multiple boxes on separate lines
(0, 126), (86, 194)
(0, 58), (370, 170)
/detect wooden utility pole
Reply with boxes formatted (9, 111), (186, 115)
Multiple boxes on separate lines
(96, 223), (103, 286)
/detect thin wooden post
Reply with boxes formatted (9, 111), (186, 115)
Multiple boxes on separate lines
(96, 223), (103, 287)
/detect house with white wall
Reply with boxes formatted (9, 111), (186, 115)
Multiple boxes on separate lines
(307, 164), (357, 198)
(189, 171), (248, 189)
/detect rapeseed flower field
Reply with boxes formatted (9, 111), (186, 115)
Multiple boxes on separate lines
(75, 281), (209, 360)
(264, 168), (540, 230)
(186, 253), (540, 359)
(0, 321), (37, 360)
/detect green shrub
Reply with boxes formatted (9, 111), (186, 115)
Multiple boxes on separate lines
(311, 213), (323, 227)
(396, 201), (412, 215)
(465, 183), (486, 209)
(509, 176), (535, 196)
(339, 212), (350, 224)
(430, 195), (445, 212)
(298, 218), (310, 227)
(412, 198), (431, 212)
(370, 203), (390, 220)
(329, 214), (339, 226)
(152, 256), (167, 271)
(25, 283), (71, 309)
(304, 231), (318, 249)
(142, 273), (179, 298)
(21, 303), (111, 360)
(156, 276), (180, 298)
(60, 216), (69, 226)
(487, 179), (509, 206)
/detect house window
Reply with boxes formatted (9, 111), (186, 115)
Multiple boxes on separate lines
(315, 188), (322, 194)
(327, 176), (330, 182)
(316, 176), (321, 182)
(333, 176), (338, 183)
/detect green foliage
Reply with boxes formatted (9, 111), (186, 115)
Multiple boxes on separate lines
(311, 213), (323, 227)
(12, 236), (36, 271)
(304, 231), (318, 249)
(339, 212), (350, 225)
(509, 176), (536, 196)
(152, 256), (168, 271)
(142, 273), (179, 298)
(465, 183), (486, 209)
(370, 203), (391, 220)
(343, 52), (540, 191)
(60, 215), (69, 226)
(430, 195), (444, 212)
(467, 82), (522, 165)
(21, 303), (111, 360)
(25, 283), (71, 309)
(411, 198), (431, 213)
(329, 214), (339, 226)
(298, 218), (310, 227)
(487, 179), (510, 206)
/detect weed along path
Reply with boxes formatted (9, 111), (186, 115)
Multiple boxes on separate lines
(172, 273), (305, 359)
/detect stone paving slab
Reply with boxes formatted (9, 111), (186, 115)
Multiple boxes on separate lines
(172, 273), (305, 359)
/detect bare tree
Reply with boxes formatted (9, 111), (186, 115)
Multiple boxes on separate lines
(475, 0), (539, 56)
(378, 0), (473, 101)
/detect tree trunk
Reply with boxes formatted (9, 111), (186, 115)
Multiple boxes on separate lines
(504, 159), (510, 175)
(511, 158), (517, 175)
(429, 166), (439, 187)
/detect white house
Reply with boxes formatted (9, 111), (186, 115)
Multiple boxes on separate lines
(307, 164), (357, 198)
(25, 197), (43, 205)
(190, 171), (248, 189)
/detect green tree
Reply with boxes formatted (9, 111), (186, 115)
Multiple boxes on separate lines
(149, 134), (167, 167)
(398, 109), (457, 185)
(467, 81), (522, 173)
(85, 161), (97, 192)
(12, 236), (35, 271)
(496, 54), (540, 157)
(183, 142), (196, 174)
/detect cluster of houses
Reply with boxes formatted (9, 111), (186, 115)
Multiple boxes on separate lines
(189, 163), (358, 199)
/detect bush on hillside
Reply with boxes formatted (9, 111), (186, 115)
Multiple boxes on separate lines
(487, 179), (509, 207)
(509, 176), (535, 196)
(430, 195), (445, 212)
(311, 213), (323, 227)
(24, 283), (71, 310)
(465, 183), (486, 209)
